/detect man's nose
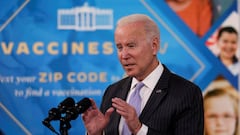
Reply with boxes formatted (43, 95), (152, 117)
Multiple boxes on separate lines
(121, 48), (130, 58)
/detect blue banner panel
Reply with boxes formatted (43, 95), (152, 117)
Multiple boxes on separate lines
(0, 0), (239, 134)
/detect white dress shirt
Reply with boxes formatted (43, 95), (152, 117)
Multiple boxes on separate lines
(119, 63), (164, 135)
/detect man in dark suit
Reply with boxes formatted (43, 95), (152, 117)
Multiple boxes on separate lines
(82, 14), (204, 135)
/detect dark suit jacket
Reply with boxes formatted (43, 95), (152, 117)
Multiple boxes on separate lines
(100, 65), (204, 135)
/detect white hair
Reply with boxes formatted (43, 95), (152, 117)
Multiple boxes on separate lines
(116, 14), (160, 40)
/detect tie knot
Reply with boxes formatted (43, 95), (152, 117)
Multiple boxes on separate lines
(135, 82), (144, 91)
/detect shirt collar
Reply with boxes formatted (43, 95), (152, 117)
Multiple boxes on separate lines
(131, 63), (164, 90)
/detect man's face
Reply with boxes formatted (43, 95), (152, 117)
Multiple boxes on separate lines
(114, 22), (158, 80)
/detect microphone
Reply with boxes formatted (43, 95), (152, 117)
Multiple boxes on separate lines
(58, 97), (75, 113)
(61, 97), (91, 122)
(42, 97), (75, 134)
(75, 97), (91, 114)
(42, 108), (61, 135)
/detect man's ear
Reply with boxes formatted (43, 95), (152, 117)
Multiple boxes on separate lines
(152, 36), (160, 55)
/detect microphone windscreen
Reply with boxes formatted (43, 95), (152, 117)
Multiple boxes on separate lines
(63, 107), (79, 121)
(58, 97), (75, 113)
(76, 97), (91, 114)
(48, 107), (61, 121)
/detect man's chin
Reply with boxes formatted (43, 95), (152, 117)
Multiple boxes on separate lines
(125, 72), (136, 78)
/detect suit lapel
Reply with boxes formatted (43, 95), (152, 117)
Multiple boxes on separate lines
(109, 77), (132, 133)
(139, 66), (171, 121)
(118, 77), (132, 100)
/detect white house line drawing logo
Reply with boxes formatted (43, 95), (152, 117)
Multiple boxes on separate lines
(57, 3), (113, 31)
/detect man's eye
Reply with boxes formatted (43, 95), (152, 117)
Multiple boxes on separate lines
(128, 43), (136, 48)
(117, 45), (123, 50)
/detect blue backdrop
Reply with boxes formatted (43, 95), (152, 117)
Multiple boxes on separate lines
(0, 0), (239, 134)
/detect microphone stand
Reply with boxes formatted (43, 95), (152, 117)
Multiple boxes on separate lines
(59, 119), (71, 135)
